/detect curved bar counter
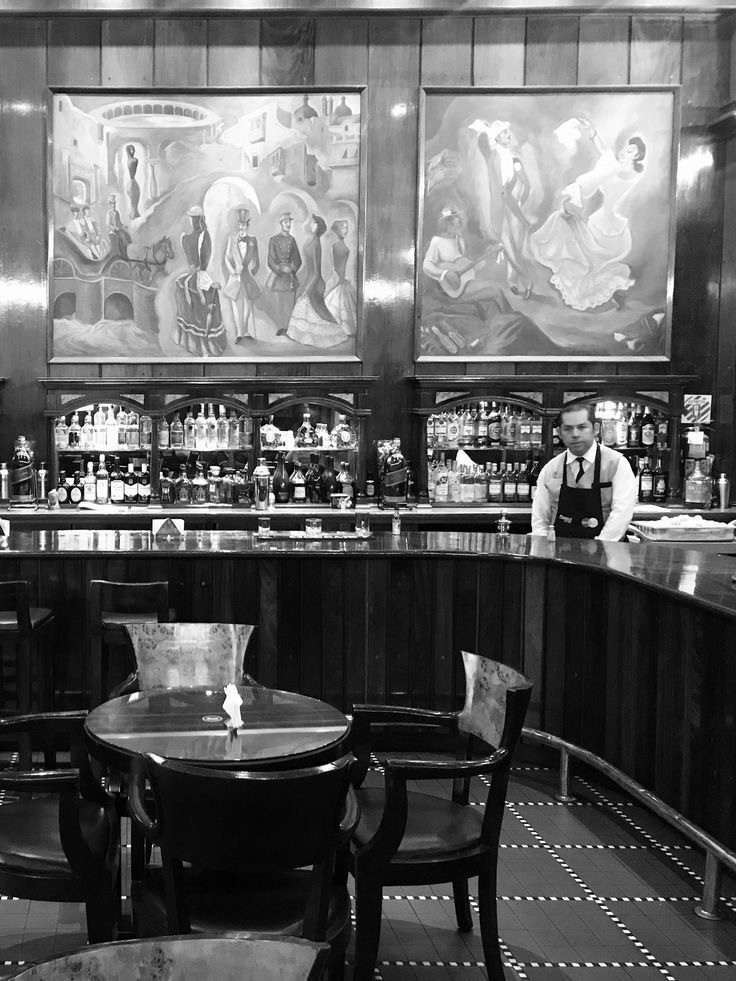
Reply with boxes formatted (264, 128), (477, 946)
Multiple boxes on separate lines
(1, 529), (734, 850)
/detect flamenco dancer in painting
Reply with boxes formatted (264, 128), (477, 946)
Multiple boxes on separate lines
(173, 205), (227, 357)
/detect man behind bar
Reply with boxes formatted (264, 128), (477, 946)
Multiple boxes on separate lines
(531, 403), (637, 541)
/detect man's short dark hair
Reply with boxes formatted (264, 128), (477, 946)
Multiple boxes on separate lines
(559, 402), (597, 426)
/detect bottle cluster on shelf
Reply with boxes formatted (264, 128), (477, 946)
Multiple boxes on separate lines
(630, 455), (669, 504)
(594, 401), (668, 451)
(428, 454), (541, 505)
(260, 411), (358, 451)
(426, 402), (544, 451)
(55, 455), (151, 506)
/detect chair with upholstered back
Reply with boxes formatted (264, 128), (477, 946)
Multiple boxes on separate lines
(88, 580), (171, 707)
(347, 651), (533, 981)
(121, 622), (258, 691)
(129, 753), (358, 981)
(6, 934), (330, 981)
(0, 710), (119, 944)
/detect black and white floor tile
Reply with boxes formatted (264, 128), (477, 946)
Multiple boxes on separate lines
(1, 760), (735, 980)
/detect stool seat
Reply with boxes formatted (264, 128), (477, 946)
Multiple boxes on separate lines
(0, 608), (54, 632)
(102, 609), (176, 629)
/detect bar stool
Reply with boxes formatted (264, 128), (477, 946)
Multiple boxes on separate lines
(0, 580), (55, 716)
(88, 580), (172, 708)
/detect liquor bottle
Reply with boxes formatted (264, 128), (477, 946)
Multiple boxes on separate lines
(475, 463), (489, 503)
(446, 460), (460, 503)
(203, 404), (216, 450)
(190, 462), (206, 505)
(518, 412), (532, 450)
(56, 472), (69, 506)
(81, 412), (94, 450)
(69, 472), (83, 506)
(183, 408), (196, 450)
(228, 409), (240, 450)
(460, 406), (475, 448)
(652, 457), (668, 503)
(127, 409), (140, 450)
(138, 462), (151, 505)
(260, 415), (281, 449)
(290, 462), (308, 504)
(173, 464), (190, 504)
(488, 402), (502, 445)
(159, 468), (175, 506)
(432, 454), (448, 503)
(614, 402), (628, 449)
(272, 458), (290, 504)
(95, 454), (109, 504)
(530, 414), (543, 448)
(120, 461), (134, 504)
(641, 406), (655, 448)
(67, 412), (81, 448)
(93, 404), (106, 448)
(656, 415), (669, 451)
(638, 458), (653, 503)
(140, 414), (153, 450)
(600, 402), (616, 448)
(502, 462), (517, 503)
(252, 457), (270, 511)
(381, 439), (408, 508)
(295, 411), (317, 448)
(83, 462), (96, 503)
(320, 455), (338, 503)
(475, 402), (489, 448)
(516, 461), (531, 503)
(37, 461), (48, 501)
(0, 461), (8, 503)
(460, 465), (475, 503)
(164, 413), (181, 451)
(109, 458), (125, 504)
(331, 413), (358, 450)
(426, 414), (436, 450)
(106, 406), (117, 450)
(684, 458), (712, 507)
(216, 405), (228, 449)
(365, 472), (376, 500)
(207, 465), (221, 504)
(487, 463), (503, 503)
(528, 454), (540, 500)
(434, 411), (448, 448)
(10, 436), (35, 505)
(445, 407), (460, 448)
(305, 454), (323, 503)
(627, 405), (641, 447)
(156, 415), (170, 450)
(55, 416), (69, 450)
(194, 405), (207, 450)
(115, 405), (128, 449)
(220, 468), (234, 505)
(240, 412), (252, 449)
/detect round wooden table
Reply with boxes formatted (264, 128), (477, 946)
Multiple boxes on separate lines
(85, 685), (351, 770)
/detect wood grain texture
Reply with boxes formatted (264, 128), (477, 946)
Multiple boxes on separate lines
(154, 19), (207, 87)
(314, 17), (367, 86)
(715, 138), (736, 482)
(630, 15), (682, 84)
(102, 18), (154, 87)
(421, 16), (472, 86)
(577, 15), (629, 86)
(207, 18), (260, 87)
(261, 18), (315, 87)
(47, 18), (101, 86)
(525, 15), (579, 86)
(681, 16), (725, 110)
(473, 15), (526, 87)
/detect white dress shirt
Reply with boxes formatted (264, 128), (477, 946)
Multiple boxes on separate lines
(531, 442), (638, 541)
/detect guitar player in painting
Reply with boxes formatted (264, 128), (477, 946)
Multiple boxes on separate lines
(420, 206), (563, 357)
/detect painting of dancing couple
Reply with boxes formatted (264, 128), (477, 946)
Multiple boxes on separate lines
(49, 90), (361, 361)
(417, 88), (678, 361)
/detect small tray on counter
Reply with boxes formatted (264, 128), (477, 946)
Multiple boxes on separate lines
(254, 530), (371, 541)
(629, 519), (735, 542)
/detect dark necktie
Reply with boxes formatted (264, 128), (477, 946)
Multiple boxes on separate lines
(575, 457), (585, 483)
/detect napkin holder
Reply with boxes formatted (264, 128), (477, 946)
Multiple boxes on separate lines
(152, 517), (184, 541)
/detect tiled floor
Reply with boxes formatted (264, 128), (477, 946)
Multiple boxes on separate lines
(1, 761), (736, 980)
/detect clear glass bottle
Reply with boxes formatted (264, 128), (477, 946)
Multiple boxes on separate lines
(315, 422), (330, 448)
(95, 454), (109, 504)
(208, 464), (221, 504)
(216, 405), (228, 449)
(55, 416), (69, 450)
(140, 414), (153, 450)
(205, 404), (217, 450)
(191, 462), (208, 504)
(183, 408), (196, 450)
(336, 460), (354, 505)
(260, 415), (281, 449)
(460, 465), (475, 503)
(67, 411), (81, 448)
(295, 411), (317, 448)
(175, 463), (192, 504)
(158, 467), (175, 506)
(433, 454), (449, 503)
(93, 404), (106, 448)
(240, 412), (252, 449)
(194, 405), (207, 451)
(127, 409), (140, 450)
(446, 408), (461, 447)
(330, 413), (358, 450)
(228, 409), (240, 450)
(83, 462), (96, 502)
(81, 412), (94, 450)
(684, 458), (712, 507)
(0, 461), (9, 502)
(116, 406), (128, 449)
(106, 405), (118, 450)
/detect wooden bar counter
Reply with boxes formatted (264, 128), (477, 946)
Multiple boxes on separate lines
(1, 529), (734, 850)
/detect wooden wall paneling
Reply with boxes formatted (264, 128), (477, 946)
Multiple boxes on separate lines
(451, 560), (479, 708)
(153, 19), (207, 88)
(80, 556), (107, 705)
(207, 18), (260, 87)
(576, 571), (608, 756)
(521, 562), (545, 729)
(277, 557), (303, 695)
(715, 138), (736, 482)
(681, 16), (726, 111)
(365, 557), (389, 702)
(500, 559), (524, 671)
(47, 18), (101, 87)
(408, 557), (434, 707)
(473, 15), (526, 87)
(187, 558), (215, 621)
(343, 557), (367, 709)
(233, 557), (262, 683)
(630, 16), (683, 85)
(421, 17), (472, 87)
(256, 557), (279, 689)
(210, 556), (235, 622)
(101, 19), (154, 87)
(653, 596), (688, 809)
(603, 577), (624, 764)
(0, 19), (49, 463)
(476, 554), (505, 663)
(560, 568), (587, 746)
(525, 15), (579, 86)
(363, 18), (420, 456)
(314, 17), (368, 86)
(261, 18), (315, 87)
(541, 565), (566, 736)
(431, 558), (456, 711)
(322, 559), (345, 709)
(577, 15), (630, 87)
(386, 557), (412, 704)
(297, 558), (324, 700)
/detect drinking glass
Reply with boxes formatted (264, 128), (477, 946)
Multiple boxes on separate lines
(305, 516), (322, 536)
(257, 516), (271, 536)
(355, 512), (371, 538)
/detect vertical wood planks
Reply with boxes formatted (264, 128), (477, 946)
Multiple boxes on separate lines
(630, 16), (683, 84)
(154, 19), (207, 87)
(314, 18), (368, 86)
(421, 17), (472, 87)
(525, 16), (579, 86)
(261, 18), (315, 87)
(102, 19), (154, 86)
(577, 15), (630, 86)
(207, 19), (260, 88)
(473, 16), (526, 87)
(47, 18), (101, 87)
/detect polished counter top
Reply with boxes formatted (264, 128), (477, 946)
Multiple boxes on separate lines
(1, 528), (735, 620)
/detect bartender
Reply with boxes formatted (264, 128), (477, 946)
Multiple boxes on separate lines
(531, 403), (638, 540)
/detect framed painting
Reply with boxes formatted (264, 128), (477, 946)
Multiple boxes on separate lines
(416, 86), (679, 362)
(48, 88), (363, 362)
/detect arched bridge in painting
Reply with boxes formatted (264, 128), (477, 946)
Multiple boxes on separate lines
(52, 257), (156, 330)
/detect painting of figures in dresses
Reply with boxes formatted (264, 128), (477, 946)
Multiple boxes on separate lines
(417, 88), (678, 361)
(49, 90), (361, 361)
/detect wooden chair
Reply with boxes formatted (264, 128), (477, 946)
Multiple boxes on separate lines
(347, 652), (533, 981)
(0, 710), (119, 944)
(0, 580), (55, 714)
(5, 934), (329, 981)
(129, 753), (358, 981)
(121, 621), (259, 691)
(88, 580), (171, 708)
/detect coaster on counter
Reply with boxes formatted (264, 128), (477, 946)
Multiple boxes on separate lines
(152, 517), (184, 540)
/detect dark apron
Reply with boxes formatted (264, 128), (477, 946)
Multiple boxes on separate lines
(554, 446), (611, 540)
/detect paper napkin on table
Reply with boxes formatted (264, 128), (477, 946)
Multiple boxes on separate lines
(222, 683), (243, 728)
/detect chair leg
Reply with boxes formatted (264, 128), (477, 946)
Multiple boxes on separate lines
(85, 874), (118, 943)
(352, 873), (384, 981)
(477, 866), (505, 980)
(453, 877), (473, 932)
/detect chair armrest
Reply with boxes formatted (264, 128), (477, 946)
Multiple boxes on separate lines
(0, 769), (80, 794)
(381, 748), (509, 782)
(127, 755), (160, 843)
(0, 710), (87, 737)
(108, 671), (139, 700)
(336, 787), (361, 848)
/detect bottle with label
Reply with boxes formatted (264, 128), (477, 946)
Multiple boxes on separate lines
(321, 456), (338, 503)
(290, 462), (308, 504)
(638, 458), (653, 502)
(81, 412), (94, 450)
(652, 457), (668, 503)
(95, 454), (109, 504)
(272, 458), (290, 505)
(381, 438), (408, 507)
(83, 462), (96, 503)
(627, 405), (641, 447)
(216, 406), (228, 449)
(460, 465), (475, 503)
(330, 413), (358, 450)
(0, 461), (10, 503)
(516, 462), (531, 503)
(36, 461), (48, 502)
(656, 416), (669, 451)
(205, 404), (218, 450)
(124, 462), (138, 504)
(139, 414), (153, 450)
(67, 412), (81, 449)
(175, 463), (191, 505)
(518, 412), (532, 450)
(109, 458), (125, 504)
(228, 410), (240, 450)
(487, 463), (503, 504)
(445, 408), (461, 448)
(115, 406), (128, 449)
(614, 402), (629, 449)
(10, 436), (35, 505)
(447, 461), (461, 504)
(157, 416), (170, 450)
(127, 409), (140, 450)
(684, 458), (712, 507)
(426, 415), (436, 450)
(460, 406), (475, 448)
(433, 454), (449, 503)
(260, 415), (281, 449)
(207, 465), (221, 505)
(55, 416), (69, 450)
(434, 411), (448, 449)
(295, 411), (318, 448)
(93, 405), (106, 447)
(159, 468), (175, 506)
(252, 457), (270, 511)
(138, 462), (151, 505)
(475, 464), (488, 503)
(530, 414), (543, 448)
(475, 402), (489, 448)
(305, 454), (323, 504)
(191, 463), (207, 505)
(488, 402), (502, 445)
(183, 408), (195, 450)
(105, 406), (117, 450)
(502, 462), (517, 503)
(56, 472), (69, 506)
(194, 405), (207, 450)
(641, 406), (656, 448)
(365, 473), (376, 500)
(69, 472), (83, 506)
(240, 413), (253, 449)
